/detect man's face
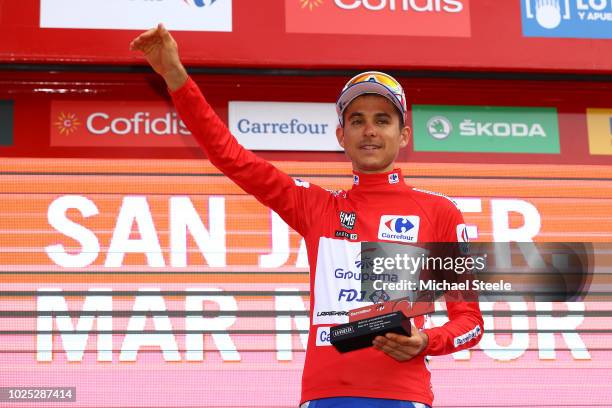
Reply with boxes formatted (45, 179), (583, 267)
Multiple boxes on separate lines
(336, 94), (411, 174)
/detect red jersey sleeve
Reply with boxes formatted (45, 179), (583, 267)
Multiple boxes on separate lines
(422, 199), (484, 355)
(170, 77), (330, 237)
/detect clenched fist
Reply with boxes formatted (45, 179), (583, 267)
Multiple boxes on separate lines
(130, 23), (188, 91)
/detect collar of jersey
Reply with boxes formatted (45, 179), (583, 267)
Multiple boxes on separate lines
(351, 168), (406, 189)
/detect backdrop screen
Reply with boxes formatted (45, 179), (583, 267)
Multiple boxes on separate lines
(1, 158), (611, 407)
(1, 69), (612, 407)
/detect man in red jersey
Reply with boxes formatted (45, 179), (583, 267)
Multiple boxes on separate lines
(131, 24), (483, 408)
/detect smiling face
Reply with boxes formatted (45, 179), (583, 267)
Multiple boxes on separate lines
(336, 94), (411, 174)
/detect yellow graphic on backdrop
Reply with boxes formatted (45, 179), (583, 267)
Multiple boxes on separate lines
(587, 108), (612, 155)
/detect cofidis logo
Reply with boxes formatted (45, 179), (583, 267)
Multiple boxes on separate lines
(40, 0), (232, 32)
(521, 0), (612, 39)
(286, 0), (471, 37)
(50, 101), (198, 148)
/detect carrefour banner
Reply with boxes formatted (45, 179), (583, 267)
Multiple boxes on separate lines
(40, 0), (232, 32)
(1, 158), (611, 407)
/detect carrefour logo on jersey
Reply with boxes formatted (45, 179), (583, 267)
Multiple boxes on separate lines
(521, 0), (612, 39)
(40, 0), (232, 32)
(286, 0), (471, 37)
(412, 105), (560, 154)
(315, 327), (333, 346)
(378, 215), (420, 243)
(228, 101), (342, 151)
(50, 101), (198, 148)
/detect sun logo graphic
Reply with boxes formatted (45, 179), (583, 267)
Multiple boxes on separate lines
(300, 0), (323, 11)
(54, 112), (81, 135)
(182, 0), (218, 7)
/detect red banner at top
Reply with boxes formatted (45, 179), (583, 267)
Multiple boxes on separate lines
(1, 1), (612, 72)
(285, 0), (471, 37)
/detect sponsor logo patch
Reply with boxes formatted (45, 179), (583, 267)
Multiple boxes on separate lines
(337, 288), (366, 302)
(315, 326), (333, 346)
(454, 325), (482, 347)
(294, 178), (310, 188)
(456, 223), (469, 242)
(378, 215), (420, 243)
(369, 289), (391, 303)
(339, 211), (356, 230)
(334, 230), (358, 241)
(316, 310), (349, 317)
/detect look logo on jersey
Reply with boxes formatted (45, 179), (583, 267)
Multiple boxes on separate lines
(378, 215), (420, 243)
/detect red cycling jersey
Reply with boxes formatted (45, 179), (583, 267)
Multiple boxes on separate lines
(171, 77), (483, 407)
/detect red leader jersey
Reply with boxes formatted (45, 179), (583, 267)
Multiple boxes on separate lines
(171, 78), (483, 407)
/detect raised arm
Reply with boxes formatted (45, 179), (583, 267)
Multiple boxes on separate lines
(129, 23), (188, 91)
(130, 25), (330, 237)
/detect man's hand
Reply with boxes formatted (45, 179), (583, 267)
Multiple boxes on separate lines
(372, 325), (428, 362)
(130, 23), (188, 91)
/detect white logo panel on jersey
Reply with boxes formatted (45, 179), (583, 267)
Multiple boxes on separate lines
(377, 215), (420, 243)
(313, 237), (372, 326)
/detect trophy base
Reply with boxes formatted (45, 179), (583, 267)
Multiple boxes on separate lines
(329, 311), (411, 353)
